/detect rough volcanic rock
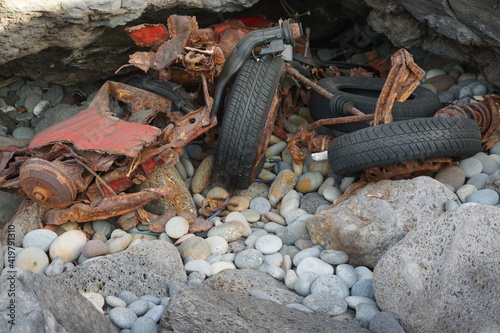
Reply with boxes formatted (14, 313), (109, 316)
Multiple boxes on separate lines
(373, 205), (500, 333)
(161, 284), (371, 333)
(0, 270), (115, 332)
(52, 240), (186, 297)
(307, 176), (457, 268)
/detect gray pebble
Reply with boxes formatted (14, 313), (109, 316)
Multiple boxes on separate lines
(294, 271), (319, 296)
(474, 153), (499, 175)
(336, 264), (358, 288)
(44, 84), (64, 107)
(206, 253), (222, 264)
(16, 112), (33, 121)
(44, 256), (64, 277)
(264, 252), (283, 267)
(490, 142), (500, 155)
(369, 311), (405, 333)
(127, 300), (150, 316)
(221, 253), (235, 262)
(299, 192), (330, 214)
(458, 157), (483, 178)
(160, 297), (170, 307)
(255, 234), (282, 254)
(283, 209), (309, 225)
(303, 293), (348, 316)
(310, 274), (349, 298)
(118, 291), (138, 305)
(467, 173), (489, 190)
(234, 249), (264, 269)
(267, 265), (286, 280)
(292, 246), (322, 266)
(107, 295), (127, 308)
(144, 305), (165, 323)
(22, 229), (57, 252)
(12, 127), (35, 139)
(355, 266), (373, 280)
(468, 81), (487, 96)
(355, 303), (380, 323)
(184, 259), (212, 277)
(24, 94), (42, 113)
(8, 79), (25, 92)
(445, 199), (460, 212)
(438, 91), (454, 103)
(320, 249), (349, 265)
(351, 279), (374, 299)
(345, 296), (378, 309)
(131, 316), (157, 333)
(109, 307), (137, 329)
(250, 197), (272, 215)
(456, 184), (477, 202)
(465, 189), (499, 205)
(458, 86), (472, 104)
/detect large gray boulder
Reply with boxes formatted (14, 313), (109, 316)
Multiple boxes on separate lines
(0, 270), (115, 333)
(0, 191), (23, 231)
(373, 204), (500, 333)
(161, 284), (370, 333)
(52, 240), (187, 297)
(307, 176), (457, 268)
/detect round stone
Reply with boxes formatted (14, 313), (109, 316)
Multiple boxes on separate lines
(310, 274), (350, 298)
(320, 250), (349, 265)
(355, 266), (373, 280)
(49, 230), (87, 263)
(140, 295), (161, 305)
(241, 209), (261, 222)
(351, 279), (374, 298)
(296, 257), (334, 276)
(92, 220), (114, 238)
(264, 252), (283, 267)
(144, 304), (166, 323)
(458, 157), (483, 178)
(131, 316), (157, 333)
(12, 126), (35, 139)
(308, 160), (330, 177)
(268, 170), (299, 206)
(445, 199), (460, 212)
(15, 247), (49, 273)
(266, 265), (286, 280)
(211, 261), (236, 275)
(109, 307), (137, 329)
(336, 264), (358, 288)
(279, 190), (300, 216)
(178, 236), (212, 260)
(82, 239), (108, 258)
(191, 155), (214, 194)
(323, 186), (342, 202)
(82, 292), (105, 312)
(255, 234), (283, 254)
(295, 172), (324, 194)
(467, 173), (489, 190)
(206, 186), (229, 199)
(106, 230), (133, 254)
(264, 211), (286, 225)
(425, 68), (446, 80)
(434, 166), (466, 191)
(294, 271), (319, 296)
(292, 246), (322, 266)
(465, 189), (499, 205)
(344, 296), (378, 309)
(205, 236), (228, 254)
(225, 211), (251, 236)
(184, 259), (212, 277)
(106, 295), (127, 308)
(165, 216), (189, 239)
(207, 221), (245, 242)
(234, 249), (264, 269)
(127, 300), (150, 316)
(45, 255), (65, 276)
(285, 269), (298, 290)
(118, 291), (138, 305)
(456, 184), (478, 203)
(303, 293), (348, 316)
(355, 302), (380, 322)
(473, 153), (499, 175)
(250, 197), (272, 215)
(265, 141), (287, 157)
(22, 229), (58, 252)
(490, 142), (500, 155)
(226, 196), (250, 212)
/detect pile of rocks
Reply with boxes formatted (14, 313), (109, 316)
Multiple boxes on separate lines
(2, 59), (500, 333)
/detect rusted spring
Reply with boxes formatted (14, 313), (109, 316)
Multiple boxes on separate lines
(434, 99), (498, 143)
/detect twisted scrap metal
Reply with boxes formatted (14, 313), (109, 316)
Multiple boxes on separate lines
(373, 48), (425, 125)
(434, 95), (500, 150)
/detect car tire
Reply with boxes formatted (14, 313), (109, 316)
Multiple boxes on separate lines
(328, 117), (481, 176)
(213, 55), (285, 189)
(310, 76), (443, 133)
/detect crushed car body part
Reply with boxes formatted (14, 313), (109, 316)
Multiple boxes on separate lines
(27, 81), (174, 158)
(373, 48), (425, 125)
(124, 23), (169, 50)
(44, 185), (174, 225)
(361, 157), (453, 182)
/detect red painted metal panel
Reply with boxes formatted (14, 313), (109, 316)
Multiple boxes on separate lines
(28, 108), (161, 157)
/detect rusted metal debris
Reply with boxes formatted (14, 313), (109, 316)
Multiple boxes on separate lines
(373, 49), (425, 126)
(360, 157), (453, 182)
(434, 94), (500, 150)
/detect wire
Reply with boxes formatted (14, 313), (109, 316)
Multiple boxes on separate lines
(129, 230), (162, 236)
(206, 194), (231, 221)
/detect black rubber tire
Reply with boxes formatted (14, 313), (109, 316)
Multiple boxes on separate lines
(213, 56), (285, 189)
(310, 76), (443, 132)
(328, 117), (481, 176)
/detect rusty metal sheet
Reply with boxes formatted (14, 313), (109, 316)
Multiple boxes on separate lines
(28, 108), (161, 158)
